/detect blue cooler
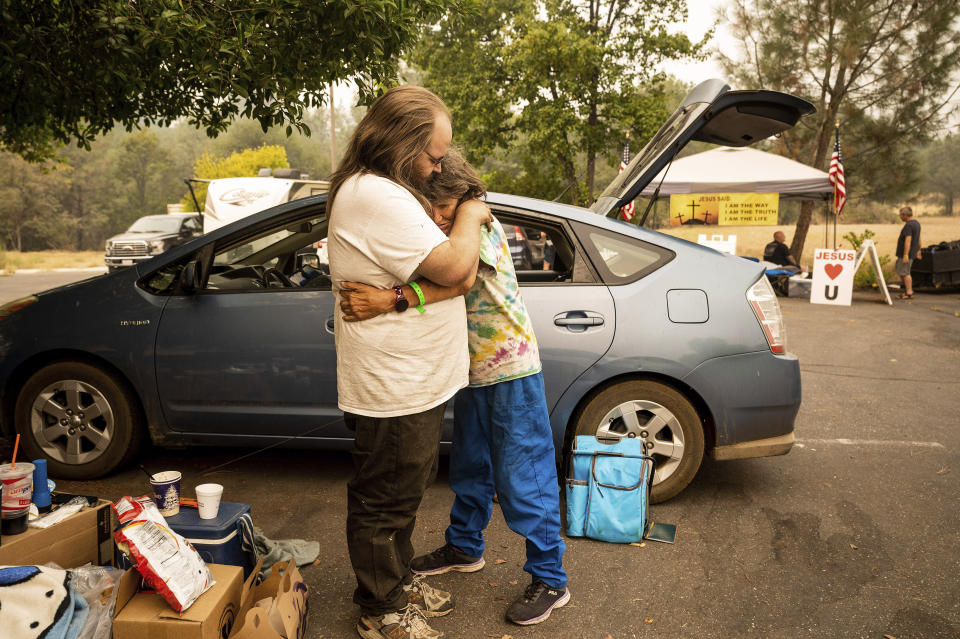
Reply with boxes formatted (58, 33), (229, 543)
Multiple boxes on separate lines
(165, 501), (256, 577)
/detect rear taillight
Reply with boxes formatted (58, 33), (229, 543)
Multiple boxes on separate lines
(0, 295), (38, 320)
(747, 278), (786, 354)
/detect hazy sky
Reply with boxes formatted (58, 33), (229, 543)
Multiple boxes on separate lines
(659, 0), (737, 85)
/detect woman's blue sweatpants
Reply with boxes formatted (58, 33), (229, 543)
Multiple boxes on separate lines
(445, 372), (567, 588)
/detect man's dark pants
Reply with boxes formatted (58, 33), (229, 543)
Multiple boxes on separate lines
(345, 403), (445, 615)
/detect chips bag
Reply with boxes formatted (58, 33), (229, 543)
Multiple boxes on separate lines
(112, 496), (214, 612)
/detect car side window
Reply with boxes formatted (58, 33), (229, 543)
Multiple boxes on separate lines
(492, 213), (596, 285)
(573, 222), (674, 285)
(205, 216), (328, 292)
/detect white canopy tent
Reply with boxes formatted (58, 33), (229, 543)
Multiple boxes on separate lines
(638, 146), (833, 201)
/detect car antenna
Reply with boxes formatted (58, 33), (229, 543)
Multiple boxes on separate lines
(636, 153), (675, 228)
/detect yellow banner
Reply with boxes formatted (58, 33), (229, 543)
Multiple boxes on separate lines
(668, 193), (779, 226)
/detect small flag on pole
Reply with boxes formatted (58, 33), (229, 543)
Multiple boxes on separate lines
(828, 125), (846, 216)
(619, 132), (635, 221)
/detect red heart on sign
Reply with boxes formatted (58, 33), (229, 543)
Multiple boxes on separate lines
(824, 263), (843, 280)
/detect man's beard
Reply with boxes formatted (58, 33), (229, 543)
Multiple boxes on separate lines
(407, 169), (434, 197)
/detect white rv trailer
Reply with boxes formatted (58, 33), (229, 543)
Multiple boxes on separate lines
(185, 169), (329, 233)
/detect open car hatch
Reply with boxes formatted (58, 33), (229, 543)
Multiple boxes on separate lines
(590, 79), (816, 216)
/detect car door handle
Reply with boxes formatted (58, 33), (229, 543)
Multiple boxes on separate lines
(326, 316), (335, 333)
(554, 311), (605, 331)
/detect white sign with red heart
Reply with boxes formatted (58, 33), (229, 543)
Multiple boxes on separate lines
(810, 248), (857, 305)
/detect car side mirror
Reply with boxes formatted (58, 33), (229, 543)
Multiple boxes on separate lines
(179, 228), (191, 238)
(296, 253), (319, 270)
(179, 260), (201, 294)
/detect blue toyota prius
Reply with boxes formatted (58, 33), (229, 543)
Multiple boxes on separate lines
(0, 80), (811, 502)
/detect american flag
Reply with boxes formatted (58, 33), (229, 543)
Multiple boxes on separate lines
(619, 134), (635, 221)
(828, 127), (846, 216)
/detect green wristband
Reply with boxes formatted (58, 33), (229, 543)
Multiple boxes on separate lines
(408, 281), (426, 314)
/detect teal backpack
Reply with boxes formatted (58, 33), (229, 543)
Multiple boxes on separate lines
(565, 435), (654, 543)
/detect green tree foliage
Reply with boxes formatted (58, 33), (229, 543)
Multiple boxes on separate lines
(0, 153), (73, 251)
(842, 228), (890, 287)
(720, 0), (960, 258)
(182, 145), (290, 211)
(922, 135), (960, 216)
(113, 130), (177, 228)
(410, 0), (706, 206)
(0, 0), (456, 161)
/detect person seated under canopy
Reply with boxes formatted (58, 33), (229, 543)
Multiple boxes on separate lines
(763, 231), (801, 275)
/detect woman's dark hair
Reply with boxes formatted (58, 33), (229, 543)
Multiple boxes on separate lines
(426, 147), (486, 205)
(328, 85), (450, 212)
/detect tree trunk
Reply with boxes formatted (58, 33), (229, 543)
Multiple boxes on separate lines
(561, 154), (580, 206)
(792, 104), (841, 259)
(946, 192), (954, 216)
(586, 151), (595, 203)
(586, 101), (598, 201)
(791, 200), (816, 262)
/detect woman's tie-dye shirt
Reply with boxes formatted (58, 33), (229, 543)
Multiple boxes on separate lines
(465, 218), (541, 387)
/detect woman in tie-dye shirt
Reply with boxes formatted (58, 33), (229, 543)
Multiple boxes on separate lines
(339, 148), (570, 627)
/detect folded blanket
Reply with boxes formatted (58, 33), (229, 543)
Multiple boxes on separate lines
(0, 565), (89, 639)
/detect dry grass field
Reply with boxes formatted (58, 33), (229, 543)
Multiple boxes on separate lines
(2, 217), (958, 274)
(0, 250), (103, 274)
(659, 215), (960, 271)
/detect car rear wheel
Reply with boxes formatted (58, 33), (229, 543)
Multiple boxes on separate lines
(574, 380), (704, 503)
(14, 361), (145, 479)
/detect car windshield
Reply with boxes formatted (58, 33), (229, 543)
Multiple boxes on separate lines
(127, 217), (183, 233)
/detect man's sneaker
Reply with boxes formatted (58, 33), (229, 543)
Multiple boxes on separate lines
(403, 574), (454, 617)
(357, 603), (444, 638)
(411, 543), (485, 575)
(505, 579), (570, 625)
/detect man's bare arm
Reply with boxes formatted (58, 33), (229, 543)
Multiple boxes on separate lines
(417, 200), (491, 286)
(340, 270), (477, 322)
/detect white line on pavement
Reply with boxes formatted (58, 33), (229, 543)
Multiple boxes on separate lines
(0, 267), (106, 275)
(797, 438), (945, 449)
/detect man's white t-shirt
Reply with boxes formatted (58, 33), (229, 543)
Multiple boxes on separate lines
(327, 173), (469, 417)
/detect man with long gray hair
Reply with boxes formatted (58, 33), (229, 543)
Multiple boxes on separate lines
(327, 85), (490, 639)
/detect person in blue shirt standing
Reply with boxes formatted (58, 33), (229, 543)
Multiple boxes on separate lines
(895, 206), (922, 299)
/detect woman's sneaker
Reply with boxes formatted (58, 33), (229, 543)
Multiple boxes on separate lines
(357, 603), (444, 638)
(403, 574), (454, 617)
(410, 543), (485, 575)
(505, 579), (570, 625)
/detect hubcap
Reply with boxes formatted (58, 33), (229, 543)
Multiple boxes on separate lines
(594, 399), (685, 486)
(30, 379), (114, 465)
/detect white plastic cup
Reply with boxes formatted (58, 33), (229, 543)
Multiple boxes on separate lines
(195, 483), (224, 520)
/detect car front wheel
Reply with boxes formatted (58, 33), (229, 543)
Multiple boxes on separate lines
(14, 361), (145, 479)
(574, 380), (704, 503)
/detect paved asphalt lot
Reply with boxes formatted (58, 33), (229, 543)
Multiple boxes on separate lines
(2, 272), (958, 638)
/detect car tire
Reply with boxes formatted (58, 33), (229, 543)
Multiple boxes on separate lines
(573, 380), (704, 503)
(14, 361), (145, 479)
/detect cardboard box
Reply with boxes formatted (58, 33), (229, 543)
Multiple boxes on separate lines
(0, 499), (113, 568)
(231, 558), (308, 639)
(113, 563), (243, 639)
